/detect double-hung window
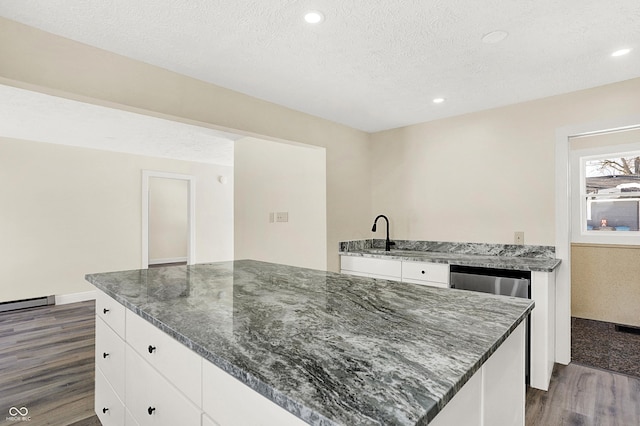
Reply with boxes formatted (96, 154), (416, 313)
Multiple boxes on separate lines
(574, 149), (640, 242)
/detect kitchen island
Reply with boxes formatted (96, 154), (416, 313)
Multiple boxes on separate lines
(86, 259), (533, 425)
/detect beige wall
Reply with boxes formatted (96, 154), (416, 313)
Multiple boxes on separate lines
(0, 17), (372, 273)
(370, 78), (640, 246)
(234, 137), (327, 270)
(148, 177), (189, 263)
(0, 137), (233, 303)
(572, 243), (640, 327)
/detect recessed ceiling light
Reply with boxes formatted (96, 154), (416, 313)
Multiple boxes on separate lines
(482, 30), (509, 44)
(433, 98), (445, 104)
(611, 48), (632, 57)
(304, 11), (324, 24)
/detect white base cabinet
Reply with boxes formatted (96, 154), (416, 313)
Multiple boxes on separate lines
(203, 361), (307, 426)
(340, 255), (402, 280)
(94, 290), (309, 426)
(430, 322), (525, 426)
(340, 255), (450, 288)
(95, 368), (125, 426)
(125, 345), (201, 426)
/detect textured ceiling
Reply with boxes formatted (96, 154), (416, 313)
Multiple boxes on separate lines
(1, 1), (639, 132)
(0, 85), (237, 166)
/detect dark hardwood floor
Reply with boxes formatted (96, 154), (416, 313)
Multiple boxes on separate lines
(0, 301), (99, 426)
(1, 301), (639, 426)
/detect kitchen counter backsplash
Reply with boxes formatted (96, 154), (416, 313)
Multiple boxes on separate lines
(340, 239), (556, 259)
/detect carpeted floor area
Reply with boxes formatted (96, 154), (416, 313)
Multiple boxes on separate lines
(571, 317), (640, 378)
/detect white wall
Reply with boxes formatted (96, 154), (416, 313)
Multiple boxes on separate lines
(148, 177), (189, 263)
(0, 17), (372, 272)
(234, 137), (327, 270)
(0, 137), (233, 303)
(370, 78), (640, 246)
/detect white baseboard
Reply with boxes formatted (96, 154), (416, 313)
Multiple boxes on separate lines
(55, 290), (97, 305)
(149, 257), (188, 265)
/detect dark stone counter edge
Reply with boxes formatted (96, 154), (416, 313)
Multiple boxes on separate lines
(339, 251), (561, 273)
(87, 275), (534, 426)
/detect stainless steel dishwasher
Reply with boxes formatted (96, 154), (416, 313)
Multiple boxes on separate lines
(450, 265), (531, 383)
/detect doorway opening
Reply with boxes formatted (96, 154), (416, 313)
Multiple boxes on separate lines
(555, 117), (640, 365)
(142, 170), (196, 269)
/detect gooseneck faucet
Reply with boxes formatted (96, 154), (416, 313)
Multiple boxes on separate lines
(371, 214), (395, 251)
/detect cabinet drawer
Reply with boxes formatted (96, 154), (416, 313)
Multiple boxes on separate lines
(125, 345), (201, 426)
(203, 360), (307, 426)
(96, 290), (126, 338)
(203, 413), (220, 426)
(402, 261), (449, 284)
(125, 310), (202, 406)
(340, 256), (401, 279)
(96, 316), (126, 399)
(95, 368), (125, 426)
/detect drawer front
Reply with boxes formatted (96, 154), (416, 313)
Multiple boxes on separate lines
(96, 290), (126, 338)
(125, 408), (140, 426)
(402, 278), (449, 289)
(340, 256), (401, 279)
(203, 360), (307, 426)
(125, 345), (201, 426)
(402, 261), (449, 284)
(96, 316), (126, 399)
(202, 413), (220, 426)
(95, 368), (125, 426)
(126, 310), (202, 406)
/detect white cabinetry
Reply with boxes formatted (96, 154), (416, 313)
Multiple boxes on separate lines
(340, 255), (450, 288)
(430, 322), (525, 426)
(126, 310), (202, 405)
(95, 368), (125, 426)
(95, 292), (126, 426)
(94, 290), (307, 426)
(340, 255), (401, 280)
(202, 360), (307, 426)
(125, 345), (201, 426)
(401, 261), (449, 288)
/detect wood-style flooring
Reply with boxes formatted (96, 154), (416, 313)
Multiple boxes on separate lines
(526, 363), (640, 426)
(1, 301), (639, 425)
(0, 300), (99, 426)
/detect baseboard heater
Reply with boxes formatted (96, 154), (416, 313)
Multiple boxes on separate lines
(0, 296), (55, 313)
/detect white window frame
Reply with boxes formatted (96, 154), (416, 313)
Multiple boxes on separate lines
(571, 142), (640, 245)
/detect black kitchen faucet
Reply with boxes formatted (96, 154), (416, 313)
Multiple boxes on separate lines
(371, 214), (395, 251)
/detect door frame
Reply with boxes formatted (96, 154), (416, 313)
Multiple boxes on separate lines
(555, 115), (640, 365)
(142, 170), (196, 269)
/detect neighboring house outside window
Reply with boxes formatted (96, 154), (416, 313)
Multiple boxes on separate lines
(571, 144), (640, 245)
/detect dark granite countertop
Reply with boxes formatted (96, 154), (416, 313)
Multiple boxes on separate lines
(86, 259), (533, 425)
(339, 248), (561, 272)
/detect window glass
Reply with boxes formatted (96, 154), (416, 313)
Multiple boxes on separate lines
(584, 154), (640, 232)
